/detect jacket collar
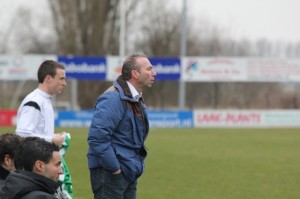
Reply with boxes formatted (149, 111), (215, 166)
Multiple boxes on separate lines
(114, 75), (140, 102)
(18, 170), (60, 193)
(113, 75), (144, 103)
(0, 165), (10, 180)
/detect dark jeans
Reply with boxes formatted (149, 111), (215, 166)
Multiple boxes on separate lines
(90, 168), (137, 199)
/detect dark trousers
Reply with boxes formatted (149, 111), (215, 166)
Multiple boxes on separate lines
(90, 168), (137, 199)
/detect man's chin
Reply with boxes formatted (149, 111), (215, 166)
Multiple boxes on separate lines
(148, 82), (154, 87)
(54, 177), (59, 182)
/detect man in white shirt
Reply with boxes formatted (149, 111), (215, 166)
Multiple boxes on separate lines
(16, 60), (66, 147)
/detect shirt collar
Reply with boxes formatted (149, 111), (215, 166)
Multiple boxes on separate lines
(126, 81), (142, 101)
(37, 88), (52, 99)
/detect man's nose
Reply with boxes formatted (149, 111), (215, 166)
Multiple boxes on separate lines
(59, 166), (63, 174)
(152, 70), (157, 76)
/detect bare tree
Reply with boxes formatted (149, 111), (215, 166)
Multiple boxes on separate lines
(133, 0), (180, 56)
(48, 0), (141, 108)
(0, 6), (57, 54)
(48, 0), (141, 55)
(3, 0), (300, 109)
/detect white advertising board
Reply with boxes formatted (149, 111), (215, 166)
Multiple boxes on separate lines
(106, 56), (122, 81)
(0, 54), (56, 80)
(194, 110), (300, 128)
(181, 57), (247, 81)
(182, 57), (300, 82)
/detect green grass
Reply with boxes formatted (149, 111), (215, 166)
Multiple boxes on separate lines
(1, 127), (300, 199)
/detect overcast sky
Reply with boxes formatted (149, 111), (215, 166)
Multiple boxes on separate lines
(175, 0), (300, 43)
(1, 0), (300, 47)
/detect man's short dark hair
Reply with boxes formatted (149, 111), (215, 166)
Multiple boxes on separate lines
(0, 133), (23, 165)
(14, 137), (60, 171)
(37, 60), (65, 83)
(122, 54), (147, 80)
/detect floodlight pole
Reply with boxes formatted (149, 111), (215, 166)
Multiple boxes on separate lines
(119, 0), (126, 62)
(71, 79), (78, 110)
(179, 0), (187, 109)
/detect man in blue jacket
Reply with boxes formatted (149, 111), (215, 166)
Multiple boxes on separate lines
(87, 54), (156, 199)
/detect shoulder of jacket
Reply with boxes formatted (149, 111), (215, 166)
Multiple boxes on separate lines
(104, 85), (118, 93)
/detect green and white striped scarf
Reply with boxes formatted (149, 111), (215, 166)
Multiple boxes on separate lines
(59, 133), (73, 199)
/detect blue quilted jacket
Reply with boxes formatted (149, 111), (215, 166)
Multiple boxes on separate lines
(87, 76), (149, 183)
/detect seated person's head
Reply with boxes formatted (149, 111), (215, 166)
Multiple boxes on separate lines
(0, 133), (23, 171)
(14, 137), (63, 182)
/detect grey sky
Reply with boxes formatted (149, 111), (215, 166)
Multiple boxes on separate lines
(1, 0), (300, 50)
(175, 0), (300, 43)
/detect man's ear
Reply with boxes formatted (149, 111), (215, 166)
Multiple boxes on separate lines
(34, 160), (44, 172)
(3, 155), (12, 167)
(44, 74), (52, 83)
(131, 70), (139, 79)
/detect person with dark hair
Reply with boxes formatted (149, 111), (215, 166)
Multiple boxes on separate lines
(0, 137), (63, 198)
(87, 54), (156, 199)
(0, 133), (23, 188)
(15, 60), (73, 198)
(16, 60), (67, 147)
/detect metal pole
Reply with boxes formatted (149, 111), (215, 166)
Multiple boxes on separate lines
(71, 79), (78, 110)
(10, 80), (26, 109)
(119, 0), (126, 62)
(179, 0), (187, 109)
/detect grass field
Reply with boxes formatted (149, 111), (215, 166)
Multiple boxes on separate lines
(1, 127), (299, 199)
